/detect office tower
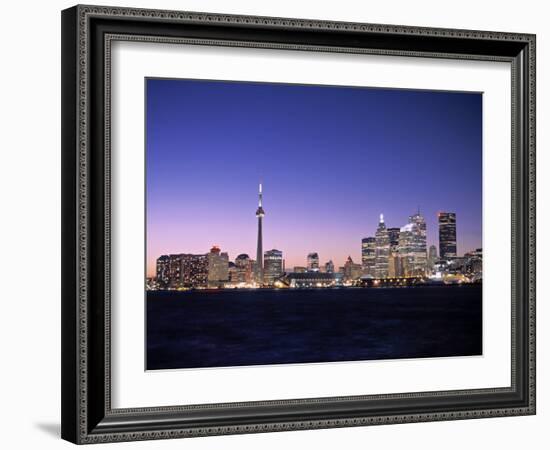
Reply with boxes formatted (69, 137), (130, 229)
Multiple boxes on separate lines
(256, 183), (265, 284)
(235, 253), (252, 283)
(207, 245), (229, 288)
(307, 252), (320, 272)
(409, 211), (427, 274)
(264, 249), (283, 286)
(325, 260), (335, 273)
(387, 227), (401, 277)
(387, 227), (400, 251)
(375, 214), (390, 278)
(361, 237), (376, 277)
(439, 212), (457, 259)
(398, 224), (415, 277)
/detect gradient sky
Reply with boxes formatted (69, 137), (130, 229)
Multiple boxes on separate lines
(146, 78), (482, 276)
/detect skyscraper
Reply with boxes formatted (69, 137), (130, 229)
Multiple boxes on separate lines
(324, 260), (335, 273)
(207, 245), (229, 288)
(397, 212), (428, 277)
(387, 228), (400, 251)
(375, 214), (390, 278)
(438, 212), (457, 259)
(264, 249), (283, 286)
(387, 227), (402, 278)
(235, 253), (253, 284)
(409, 211), (427, 274)
(256, 183), (265, 284)
(307, 252), (320, 272)
(398, 224), (415, 277)
(361, 237), (376, 277)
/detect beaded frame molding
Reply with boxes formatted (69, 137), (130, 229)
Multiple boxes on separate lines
(61, 4), (536, 444)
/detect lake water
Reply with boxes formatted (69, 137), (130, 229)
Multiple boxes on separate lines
(146, 285), (482, 370)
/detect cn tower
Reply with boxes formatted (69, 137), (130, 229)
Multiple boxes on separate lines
(255, 182), (265, 284)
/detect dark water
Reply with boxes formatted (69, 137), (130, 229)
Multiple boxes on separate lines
(146, 285), (482, 370)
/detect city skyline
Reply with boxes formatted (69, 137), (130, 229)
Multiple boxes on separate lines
(151, 183), (479, 283)
(146, 78), (482, 277)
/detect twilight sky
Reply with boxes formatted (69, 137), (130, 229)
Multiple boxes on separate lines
(146, 78), (482, 276)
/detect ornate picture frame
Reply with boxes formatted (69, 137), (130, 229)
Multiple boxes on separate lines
(61, 5), (536, 444)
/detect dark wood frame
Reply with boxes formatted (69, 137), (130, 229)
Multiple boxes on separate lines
(61, 4), (536, 444)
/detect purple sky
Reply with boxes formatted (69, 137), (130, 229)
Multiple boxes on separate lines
(146, 78), (482, 276)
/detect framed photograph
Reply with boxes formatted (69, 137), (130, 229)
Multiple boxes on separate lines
(61, 5), (536, 444)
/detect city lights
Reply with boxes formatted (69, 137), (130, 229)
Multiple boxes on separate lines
(148, 184), (482, 291)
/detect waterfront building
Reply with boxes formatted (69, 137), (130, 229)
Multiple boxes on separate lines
(343, 256), (362, 281)
(361, 237), (376, 277)
(374, 214), (390, 278)
(307, 252), (320, 272)
(255, 183), (265, 284)
(181, 254), (208, 288)
(264, 249), (283, 286)
(324, 260), (335, 273)
(168, 254), (183, 288)
(155, 255), (170, 288)
(283, 272), (335, 288)
(235, 253), (253, 284)
(207, 245), (229, 288)
(438, 212), (457, 259)
(464, 248), (483, 279)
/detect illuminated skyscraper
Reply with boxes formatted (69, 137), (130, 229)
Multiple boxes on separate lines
(361, 237), (376, 277)
(307, 252), (320, 272)
(324, 260), (335, 273)
(207, 245), (229, 288)
(397, 212), (427, 277)
(264, 249), (283, 286)
(438, 212), (457, 259)
(398, 224), (415, 276)
(374, 214), (390, 278)
(387, 227), (400, 251)
(256, 183), (265, 284)
(409, 211), (427, 274)
(387, 227), (402, 277)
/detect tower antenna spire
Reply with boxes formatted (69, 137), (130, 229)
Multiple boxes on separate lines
(256, 181), (265, 285)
